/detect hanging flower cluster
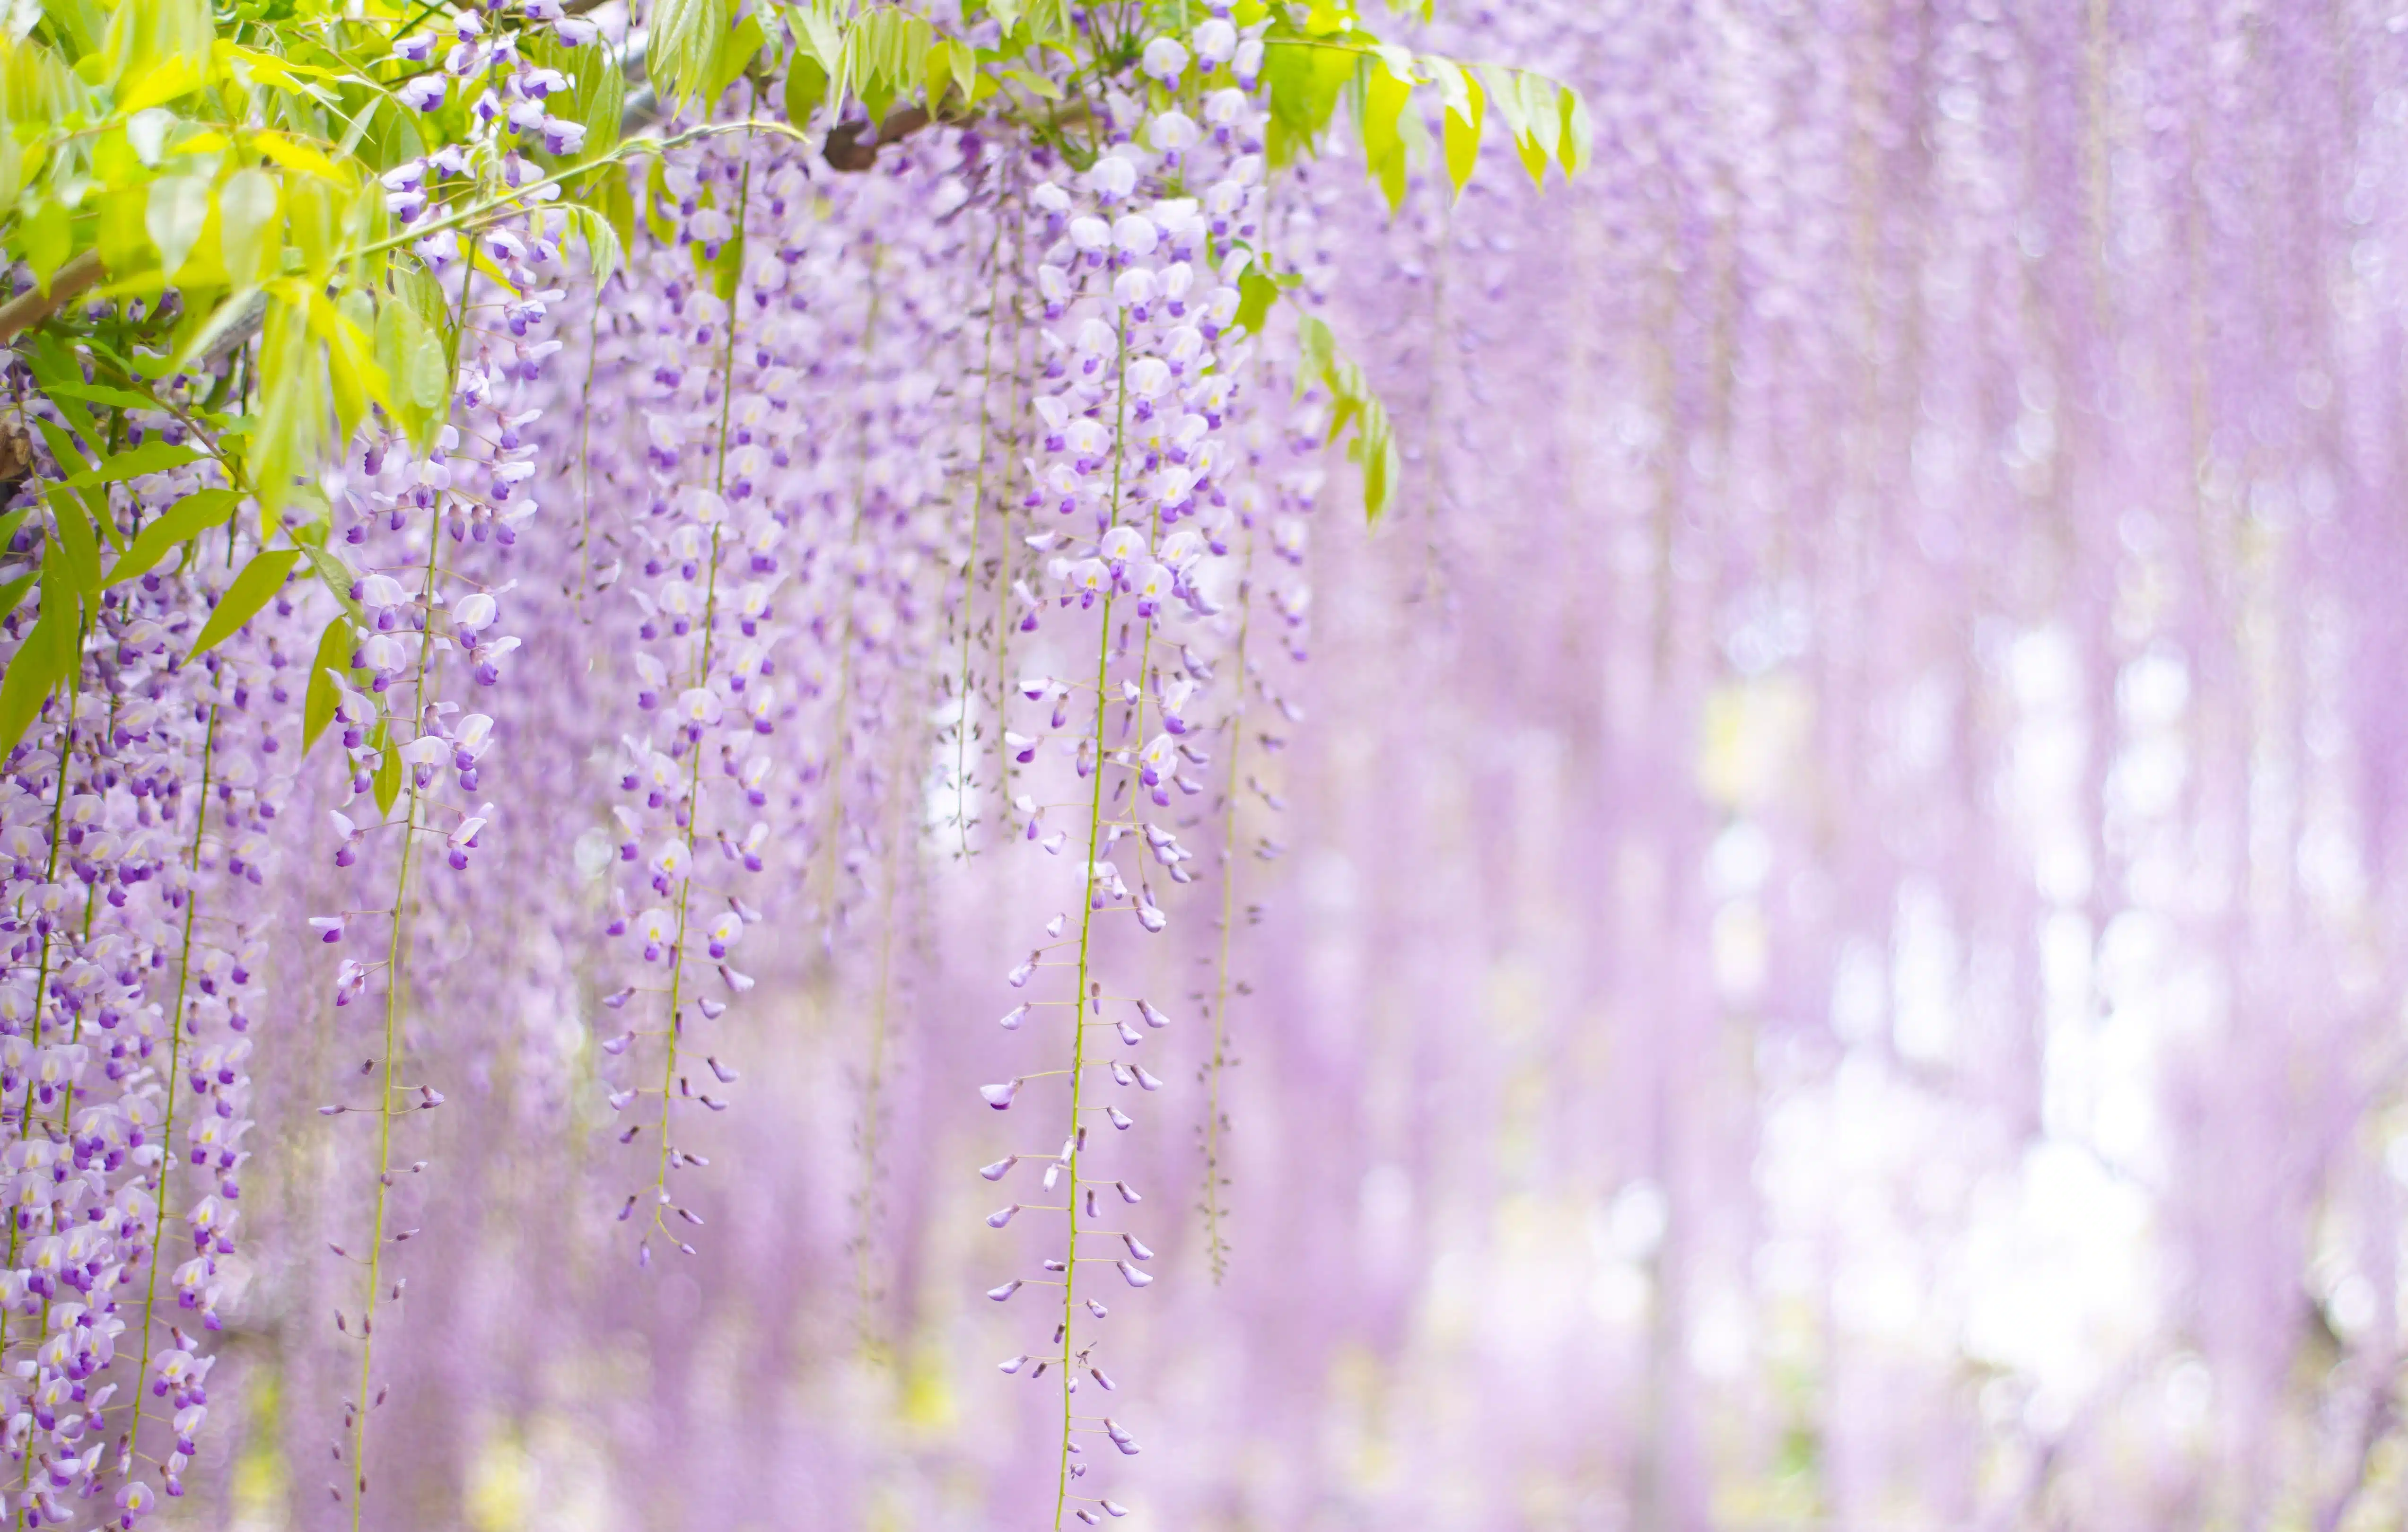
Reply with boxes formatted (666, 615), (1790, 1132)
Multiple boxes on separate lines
(0, 0), (1603, 1522)
(575, 118), (991, 1265)
(972, 20), (1289, 1524)
(0, 383), (306, 1525)
(306, 189), (560, 1517)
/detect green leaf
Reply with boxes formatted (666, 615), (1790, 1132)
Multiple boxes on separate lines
(948, 35), (980, 103)
(784, 49), (830, 124)
(710, 226), (745, 304)
(0, 135), (24, 213)
(580, 49), (626, 163)
(25, 339), (105, 461)
(557, 201), (624, 289)
(1428, 59), (1484, 197)
(1296, 312), (1337, 388)
(1293, 313), (1400, 524)
(1558, 84), (1593, 177)
(250, 131), (352, 188)
(187, 546), (300, 659)
(649, 0), (734, 114)
(1517, 71), (1560, 186)
(218, 167), (279, 288)
(529, 29), (623, 170)
(0, 572), (34, 626)
(301, 610), (350, 754)
(29, 415), (92, 482)
(41, 485), (101, 601)
(705, 11), (766, 104)
(1263, 38), (1360, 166)
(1357, 47), (1413, 213)
(174, 287), (267, 374)
(788, 0), (844, 69)
(38, 380), (157, 413)
(1478, 62), (1529, 143)
(21, 198), (70, 290)
(373, 291), (447, 445)
(999, 67), (1060, 101)
(0, 574), (76, 761)
(118, 52), (206, 114)
(371, 720), (401, 816)
(1233, 266), (1280, 336)
(67, 438), (203, 487)
(105, 487), (238, 586)
(597, 169), (637, 273)
(303, 288), (386, 455)
(298, 538), (366, 628)
(144, 174), (211, 278)
(1350, 402), (1399, 522)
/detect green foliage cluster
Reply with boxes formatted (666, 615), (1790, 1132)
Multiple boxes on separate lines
(0, 0), (1588, 758)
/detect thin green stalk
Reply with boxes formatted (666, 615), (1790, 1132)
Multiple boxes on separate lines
(989, 317), (1028, 804)
(817, 244), (885, 919)
(2, 676), (81, 1312)
(571, 285), (605, 621)
(121, 706), (217, 1481)
(1053, 592), (1114, 1532)
(5, 664), (78, 1526)
(1200, 524), (1255, 1283)
(339, 121), (806, 268)
(647, 160), (748, 1236)
(852, 750), (905, 1358)
(1053, 314), (1131, 1532)
(952, 209), (1012, 858)
(348, 491), (446, 1529)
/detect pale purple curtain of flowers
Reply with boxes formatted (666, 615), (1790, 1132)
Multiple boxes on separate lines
(5, 0), (2406, 1529)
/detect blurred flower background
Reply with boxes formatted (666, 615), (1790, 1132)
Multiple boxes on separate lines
(11, 0), (2408, 1529)
(306, 0), (2407, 1511)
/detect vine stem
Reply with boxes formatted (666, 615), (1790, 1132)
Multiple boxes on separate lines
(120, 704), (217, 1480)
(648, 159), (748, 1242)
(1053, 312), (1131, 1532)
(571, 282), (605, 621)
(851, 736), (907, 1358)
(2, 673), (80, 1254)
(1054, 589), (1115, 1532)
(1201, 522), (1255, 1283)
(5, 657), (79, 1528)
(338, 120), (806, 268)
(952, 200), (1013, 859)
(349, 468), (448, 1530)
(816, 243), (885, 923)
(989, 308), (1029, 814)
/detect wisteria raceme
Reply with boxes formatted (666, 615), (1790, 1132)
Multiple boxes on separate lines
(307, 239), (552, 1517)
(963, 36), (1305, 1523)
(0, 0), (1378, 1521)
(0, 369), (309, 1525)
